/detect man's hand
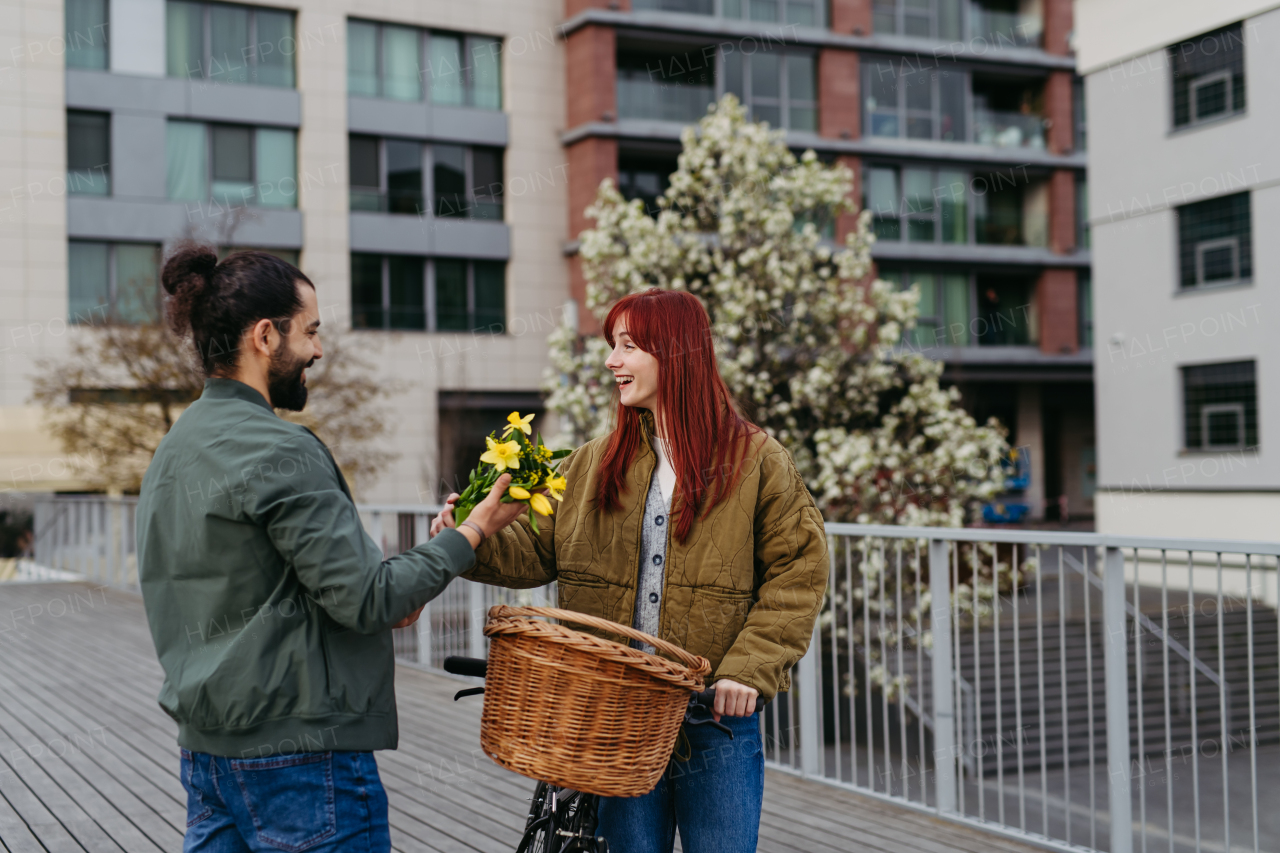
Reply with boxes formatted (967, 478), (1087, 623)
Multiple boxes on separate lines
(712, 679), (760, 722)
(434, 474), (532, 549)
(393, 605), (424, 630)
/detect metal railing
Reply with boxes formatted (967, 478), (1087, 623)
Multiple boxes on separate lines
(28, 498), (1280, 853)
(776, 525), (1280, 853)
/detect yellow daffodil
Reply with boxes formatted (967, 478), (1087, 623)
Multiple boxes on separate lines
(539, 444), (553, 460)
(508, 485), (531, 500)
(502, 411), (535, 437)
(544, 473), (567, 502)
(529, 493), (554, 517)
(479, 436), (521, 473)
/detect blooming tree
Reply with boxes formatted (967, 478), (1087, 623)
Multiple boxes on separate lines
(544, 95), (1008, 527)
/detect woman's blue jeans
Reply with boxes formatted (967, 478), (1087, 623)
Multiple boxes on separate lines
(596, 712), (764, 853)
(180, 749), (390, 852)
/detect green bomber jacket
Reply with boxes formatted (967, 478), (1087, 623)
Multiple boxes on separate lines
(463, 418), (828, 701)
(136, 378), (476, 757)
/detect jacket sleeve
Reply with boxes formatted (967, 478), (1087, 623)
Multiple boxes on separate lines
(713, 444), (829, 700)
(248, 434), (476, 633)
(460, 448), (583, 589)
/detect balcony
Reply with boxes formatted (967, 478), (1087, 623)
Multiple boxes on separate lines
(968, 0), (1043, 48)
(972, 75), (1047, 150)
(616, 48), (716, 123)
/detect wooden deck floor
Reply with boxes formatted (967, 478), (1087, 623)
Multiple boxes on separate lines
(0, 582), (1046, 853)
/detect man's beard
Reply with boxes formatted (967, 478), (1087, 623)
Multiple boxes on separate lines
(267, 345), (312, 411)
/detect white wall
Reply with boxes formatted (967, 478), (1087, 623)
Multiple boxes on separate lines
(110, 0), (165, 77)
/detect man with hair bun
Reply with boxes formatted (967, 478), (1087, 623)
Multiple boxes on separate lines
(136, 244), (527, 853)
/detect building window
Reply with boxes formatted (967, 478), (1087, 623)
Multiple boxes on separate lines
(347, 20), (501, 108)
(351, 255), (505, 333)
(1182, 361), (1257, 451)
(722, 0), (826, 29)
(166, 120), (297, 208)
(972, 75), (1046, 149)
(1169, 23), (1245, 129)
(617, 47), (716, 124)
(863, 59), (967, 142)
(864, 165), (967, 244)
(873, 0), (1041, 47)
(66, 0), (108, 69)
(1073, 77), (1087, 150)
(1177, 192), (1251, 289)
(879, 267), (972, 347)
(619, 154), (677, 216)
(67, 111), (110, 195)
(166, 1), (295, 87)
(348, 137), (503, 219)
(976, 276), (1035, 345)
(722, 50), (818, 131)
(1076, 175), (1089, 249)
(219, 246), (299, 265)
(68, 242), (161, 325)
(974, 169), (1047, 247)
(1077, 271), (1092, 348)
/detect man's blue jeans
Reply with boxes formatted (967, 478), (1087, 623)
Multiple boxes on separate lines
(180, 749), (390, 852)
(596, 712), (764, 853)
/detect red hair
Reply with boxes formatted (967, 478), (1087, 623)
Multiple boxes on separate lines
(596, 289), (760, 544)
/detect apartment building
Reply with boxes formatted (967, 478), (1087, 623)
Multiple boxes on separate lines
(3, 0), (1090, 515)
(1, 0), (569, 502)
(562, 0), (1092, 520)
(1077, 0), (1279, 540)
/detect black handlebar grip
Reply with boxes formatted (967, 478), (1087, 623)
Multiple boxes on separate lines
(443, 656), (488, 678)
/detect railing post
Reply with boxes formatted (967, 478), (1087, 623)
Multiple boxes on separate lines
(929, 538), (957, 814)
(468, 580), (485, 659)
(1103, 546), (1134, 853)
(415, 512), (432, 667)
(798, 618), (821, 777)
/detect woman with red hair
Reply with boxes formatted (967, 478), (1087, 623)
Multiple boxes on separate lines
(433, 288), (828, 853)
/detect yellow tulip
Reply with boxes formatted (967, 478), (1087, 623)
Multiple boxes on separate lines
(502, 411), (535, 437)
(479, 436), (521, 473)
(508, 485), (531, 500)
(544, 473), (567, 502)
(529, 493), (554, 517)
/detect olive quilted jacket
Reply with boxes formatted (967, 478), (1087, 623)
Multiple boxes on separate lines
(462, 421), (828, 701)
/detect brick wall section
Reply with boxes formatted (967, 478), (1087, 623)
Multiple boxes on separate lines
(1042, 0), (1072, 56)
(1037, 268), (1078, 354)
(1045, 71), (1074, 154)
(565, 26), (617, 127)
(829, 0), (872, 35)
(819, 49), (859, 139)
(1048, 168), (1076, 254)
(565, 0), (629, 15)
(566, 137), (618, 335)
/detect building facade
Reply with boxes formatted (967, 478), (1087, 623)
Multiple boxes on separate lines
(1078, 0), (1279, 539)
(3, 0), (1091, 517)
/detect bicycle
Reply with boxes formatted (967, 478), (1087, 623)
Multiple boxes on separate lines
(443, 655), (765, 853)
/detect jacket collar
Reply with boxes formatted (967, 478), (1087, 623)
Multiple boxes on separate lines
(200, 378), (275, 413)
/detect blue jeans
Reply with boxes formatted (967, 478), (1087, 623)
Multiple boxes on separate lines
(180, 749), (390, 853)
(597, 713), (764, 853)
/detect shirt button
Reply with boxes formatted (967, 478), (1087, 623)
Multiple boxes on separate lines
(652, 554), (662, 566)
(655, 515), (664, 526)
(649, 592), (659, 603)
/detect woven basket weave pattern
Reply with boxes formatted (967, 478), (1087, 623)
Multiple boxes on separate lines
(478, 605), (711, 798)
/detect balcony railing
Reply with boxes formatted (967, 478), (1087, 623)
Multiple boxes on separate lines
(631, 0), (715, 13)
(973, 108), (1047, 149)
(617, 77), (715, 123)
(29, 496), (1280, 853)
(968, 4), (1043, 48)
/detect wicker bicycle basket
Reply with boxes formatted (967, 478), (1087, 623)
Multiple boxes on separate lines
(478, 605), (711, 798)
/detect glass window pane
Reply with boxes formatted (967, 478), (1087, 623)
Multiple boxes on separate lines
(433, 144), (466, 218)
(750, 0), (778, 21)
(434, 259), (468, 331)
(383, 25), (421, 100)
(723, 0), (743, 17)
(428, 33), (464, 105)
(942, 274), (970, 345)
(68, 241), (110, 324)
(903, 169), (934, 214)
(67, 111), (110, 196)
(938, 169), (966, 243)
(254, 10), (295, 87)
(114, 244), (160, 325)
(347, 20), (379, 96)
(865, 61), (899, 137)
(166, 120), (207, 200)
(255, 128), (296, 208)
(473, 261), (505, 332)
(471, 147), (503, 221)
(66, 0), (108, 69)
(939, 69), (966, 142)
(753, 104), (781, 127)
(937, 0), (962, 40)
(388, 255), (425, 330)
(166, 0), (203, 78)
(723, 50), (744, 100)
(468, 36), (502, 109)
(787, 54), (816, 102)
(209, 4), (250, 84)
(1177, 191), (1251, 288)
(386, 139), (423, 215)
(349, 135), (380, 189)
(211, 125), (253, 205)
(865, 167), (898, 215)
(904, 68), (932, 111)
(350, 254), (384, 329)
(786, 0), (817, 27)
(872, 0), (897, 34)
(751, 53), (780, 100)
(912, 272), (937, 318)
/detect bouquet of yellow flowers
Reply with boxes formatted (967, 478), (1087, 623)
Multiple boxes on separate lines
(453, 412), (571, 535)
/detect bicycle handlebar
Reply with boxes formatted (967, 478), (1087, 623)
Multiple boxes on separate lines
(445, 655), (765, 713)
